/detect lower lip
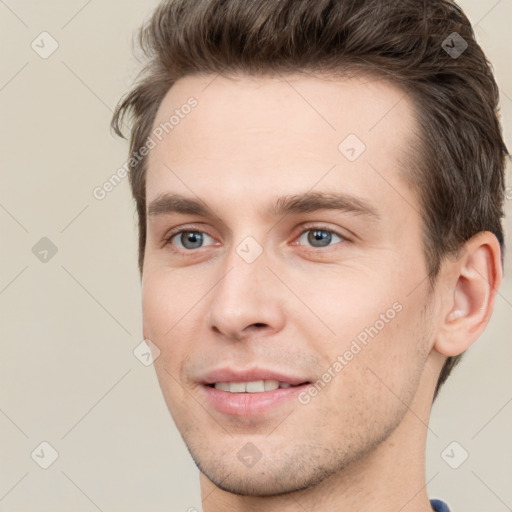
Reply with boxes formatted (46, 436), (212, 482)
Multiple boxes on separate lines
(201, 384), (309, 417)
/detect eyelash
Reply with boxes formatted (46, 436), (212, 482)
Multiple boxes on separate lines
(163, 224), (348, 251)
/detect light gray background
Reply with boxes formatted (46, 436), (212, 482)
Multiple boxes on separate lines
(0, 1), (511, 511)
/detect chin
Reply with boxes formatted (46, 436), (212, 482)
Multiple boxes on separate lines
(198, 463), (323, 497)
(189, 443), (356, 497)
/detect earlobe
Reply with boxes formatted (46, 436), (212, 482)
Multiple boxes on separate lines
(434, 231), (502, 357)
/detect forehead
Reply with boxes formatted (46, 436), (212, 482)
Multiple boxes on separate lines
(146, 72), (419, 214)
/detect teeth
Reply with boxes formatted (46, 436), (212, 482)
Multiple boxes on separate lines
(230, 382), (246, 393)
(264, 380), (279, 391)
(213, 380), (294, 393)
(246, 380), (265, 392)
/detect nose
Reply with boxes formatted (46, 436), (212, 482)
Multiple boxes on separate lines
(207, 245), (286, 342)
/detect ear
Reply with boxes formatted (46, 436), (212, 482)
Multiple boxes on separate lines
(433, 231), (503, 357)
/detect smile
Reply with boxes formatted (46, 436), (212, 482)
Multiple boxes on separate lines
(211, 380), (298, 392)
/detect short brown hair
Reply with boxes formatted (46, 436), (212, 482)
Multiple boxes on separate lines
(111, 0), (508, 400)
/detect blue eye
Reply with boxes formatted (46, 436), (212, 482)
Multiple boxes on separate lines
(298, 228), (343, 248)
(169, 231), (215, 250)
(165, 226), (345, 252)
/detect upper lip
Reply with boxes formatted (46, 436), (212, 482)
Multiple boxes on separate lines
(200, 367), (310, 386)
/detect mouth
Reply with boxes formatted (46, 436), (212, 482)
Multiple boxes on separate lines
(208, 380), (308, 393)
(199, 369), (312, 416)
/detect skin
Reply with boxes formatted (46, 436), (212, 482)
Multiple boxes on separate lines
(141, 73), (502, 511)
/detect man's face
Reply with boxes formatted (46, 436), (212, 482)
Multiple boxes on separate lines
(142, 73), (435, 495)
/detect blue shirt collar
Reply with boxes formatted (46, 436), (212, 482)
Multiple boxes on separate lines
(430, 498), (451, 511)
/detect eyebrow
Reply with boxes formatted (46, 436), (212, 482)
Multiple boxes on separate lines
(147, 191), (380, 221)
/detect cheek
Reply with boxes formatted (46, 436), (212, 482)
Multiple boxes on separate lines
(142, 271), (201, 380)
(325, 286), (428, 402)
(141, 269), (193, 339)
(141, 273), (186, 388)
(142, 271), (166, 333)
(356, 299), (429, 404)
(281, 268), (386, 341)
(321, 317), (427, 441)
(143, 273), (196, 425)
